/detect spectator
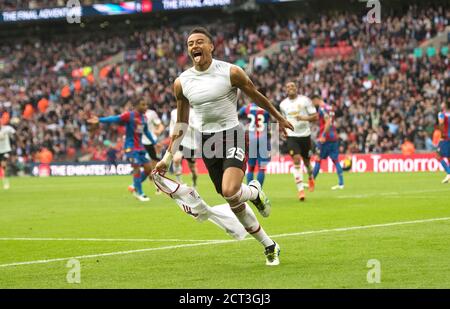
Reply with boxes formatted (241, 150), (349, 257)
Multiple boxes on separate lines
(401, 138), (416, 156)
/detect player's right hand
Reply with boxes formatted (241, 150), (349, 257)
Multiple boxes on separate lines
(278, 118), (294, 138)
(87, 116), (99, 124)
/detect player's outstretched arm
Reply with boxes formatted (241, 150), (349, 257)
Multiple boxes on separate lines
(155, 78), (190, 173)
(230, 65), (294, 136)
(98, 115), (122, 123)
(87, 115), (123, 124)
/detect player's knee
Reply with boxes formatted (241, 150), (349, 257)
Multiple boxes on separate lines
(293, 155), (301, 166)
(222, 183), (242, 205)
(222, 184), (241, 200)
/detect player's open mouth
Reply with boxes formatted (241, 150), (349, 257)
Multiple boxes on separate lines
(192, 50), (202, 62)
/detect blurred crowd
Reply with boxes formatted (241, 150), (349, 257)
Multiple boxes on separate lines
(0, 5), (448, 168)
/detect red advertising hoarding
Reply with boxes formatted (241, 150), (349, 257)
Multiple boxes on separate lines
(182, 153), (444, 174)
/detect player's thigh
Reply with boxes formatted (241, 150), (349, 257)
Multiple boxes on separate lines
(222, 126), (247, 196)
(438, 141), (450, 158)
(328, 142), (340, 161)
(203, 157), (224, 194)
(222, 167), (245, 197)
(202, 132), (225, 194)
(224, 126), (247, 163)
(319, 143), (330, 160)
(287, 137), (302, 158)
(129, 151), (150, 172)
(299, 136), (312, 161)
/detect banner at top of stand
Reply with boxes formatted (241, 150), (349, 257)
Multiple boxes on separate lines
(0, 0), (232, 24)
(146, 0), (231, 12)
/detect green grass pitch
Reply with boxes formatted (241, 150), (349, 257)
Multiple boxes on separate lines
(0, 172), (449, 288)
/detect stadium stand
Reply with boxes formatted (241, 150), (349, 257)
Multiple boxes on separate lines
(0, 3), (448, 170)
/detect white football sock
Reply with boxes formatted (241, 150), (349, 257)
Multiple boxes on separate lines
(229, 202), (273, 248)
(224, 184), (259, 205)
(240, 184), (259, 201)
(173, 163), (182, 182)
(292, 165), (304, 191)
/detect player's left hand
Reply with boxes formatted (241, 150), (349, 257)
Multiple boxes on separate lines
(318, 136), (326, 143)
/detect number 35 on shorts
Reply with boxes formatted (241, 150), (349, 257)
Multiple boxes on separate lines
(227, 147), (245, 161)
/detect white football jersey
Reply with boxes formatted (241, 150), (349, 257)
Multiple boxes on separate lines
(142, 109), (162, 145)
(170, 108), (199, 150)
(179, 59), (239, 133)
(0, 125), (15, 154)
(279, 95), (316, 137)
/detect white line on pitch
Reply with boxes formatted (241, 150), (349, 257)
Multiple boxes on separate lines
(270, 217), (450, 238)
(0, 237), (221, 243)
(337, 188), (449, 199)
(0, 240), (233, 268)
(0, 216), (449, 268)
